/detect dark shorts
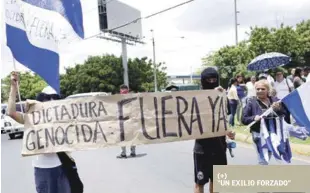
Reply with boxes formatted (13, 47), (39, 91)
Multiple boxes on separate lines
(193, 152), (227, 185)
(34, 165), (70, 193)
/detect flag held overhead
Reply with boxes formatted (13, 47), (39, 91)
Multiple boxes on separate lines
(4, 0), (85, 94)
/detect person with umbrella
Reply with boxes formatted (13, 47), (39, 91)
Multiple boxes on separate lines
(247, 52), (292, 96)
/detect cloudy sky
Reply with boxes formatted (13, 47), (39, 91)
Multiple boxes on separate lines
(1, 0), (310, 79)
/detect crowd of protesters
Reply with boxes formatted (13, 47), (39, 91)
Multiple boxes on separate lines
(226, 66), (309, 167)
(227, 67), (310, 128)
(5, 66), (308, 193)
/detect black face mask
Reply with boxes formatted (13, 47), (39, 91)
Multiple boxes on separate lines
(200, 67), (219, 90)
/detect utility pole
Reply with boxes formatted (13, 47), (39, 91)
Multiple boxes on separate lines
(234, 0), (239, 46)
(121, 37), (129, 87)
(151, 29), (158, 92)
(190, 66), (193, 83)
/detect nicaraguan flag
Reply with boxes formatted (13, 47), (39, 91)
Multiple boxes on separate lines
(259, 117), (292, 164)
(282, 81), (310, 132)
(265, 118), (282, 161)
(279, 118), (292, 163)
(5, 0), (85, 94)
(260, 119), (272, 163)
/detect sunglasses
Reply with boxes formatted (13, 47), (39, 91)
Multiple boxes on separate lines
(36, 93), (60, 102)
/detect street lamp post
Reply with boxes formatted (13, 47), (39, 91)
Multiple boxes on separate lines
(151, 29), (158, 92)
(234, 0), (240, 45)
(150, 31), (185, 92)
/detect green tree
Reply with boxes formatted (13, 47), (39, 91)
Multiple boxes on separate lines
(60, 54), (167, 97)
(248, 24), (303, 67)
(201, 19), (310, 85)
(1, 71), (47, 102)
(202, 41), (255, 87)
(295, 20), (310, 65)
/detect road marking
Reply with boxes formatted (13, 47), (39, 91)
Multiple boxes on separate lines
(237, 142), (310, 164)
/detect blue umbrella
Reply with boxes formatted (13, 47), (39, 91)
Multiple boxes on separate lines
(247, 52), (291, 71)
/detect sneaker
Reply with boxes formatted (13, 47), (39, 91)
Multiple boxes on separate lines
(130, 152), (136, 157)
(116, 154), (127, 159)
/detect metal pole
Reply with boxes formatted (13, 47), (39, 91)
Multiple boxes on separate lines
(234, 0), (238, 45)
(151, 30), (158, 92)
(121, 37), (129, 87)
(12, 59), (24, 113)
(190, 66), (193, 83)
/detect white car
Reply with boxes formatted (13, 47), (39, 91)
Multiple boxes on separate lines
(66, 92), (111, 99)
(1, 103), (25, 139)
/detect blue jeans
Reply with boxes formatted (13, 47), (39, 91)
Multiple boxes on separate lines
(34, 165), (70, 193)
(229, 100), (238, 127)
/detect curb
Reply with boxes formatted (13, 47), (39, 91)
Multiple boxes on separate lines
(234, 132), (310, 156)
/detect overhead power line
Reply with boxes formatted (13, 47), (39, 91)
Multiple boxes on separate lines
(80, 0), (195, 41)
(109, 0), (195, 32)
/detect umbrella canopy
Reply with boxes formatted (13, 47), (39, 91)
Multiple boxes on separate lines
(247, 52), (291, 71)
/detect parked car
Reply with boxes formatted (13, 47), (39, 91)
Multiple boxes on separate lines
(1, 102), (25, 139)
(66, 92), (111, 99)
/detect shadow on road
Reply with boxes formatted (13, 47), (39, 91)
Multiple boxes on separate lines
(132, 153), (147, 158)
(116, 153), (148, 159)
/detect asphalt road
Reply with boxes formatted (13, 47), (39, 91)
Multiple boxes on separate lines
(1, 134), (310, 193)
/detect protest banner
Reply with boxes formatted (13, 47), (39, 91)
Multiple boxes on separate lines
(22, 90), (229, 156)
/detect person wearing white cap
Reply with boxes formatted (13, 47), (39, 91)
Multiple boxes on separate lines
(7, 72), (83, 193)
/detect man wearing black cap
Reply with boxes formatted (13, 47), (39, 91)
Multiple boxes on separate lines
(194, 67), (235, 193)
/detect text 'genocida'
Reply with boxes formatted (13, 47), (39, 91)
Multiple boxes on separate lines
(24, 94), (228, 152)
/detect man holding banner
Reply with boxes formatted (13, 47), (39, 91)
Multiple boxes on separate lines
(7, 72), (83, 193)
(193, 67), (235, 193)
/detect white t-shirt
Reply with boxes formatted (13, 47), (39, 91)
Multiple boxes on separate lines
(246, 82), (256, 97)
(267, 75), (275, 87)
(32, 154), (61, 168)
(274, 78), (293, 100)
(20, 102), (61, 168)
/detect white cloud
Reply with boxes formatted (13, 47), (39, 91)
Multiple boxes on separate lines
(1, 0), (310, 79)
(176, 0), (310, 32)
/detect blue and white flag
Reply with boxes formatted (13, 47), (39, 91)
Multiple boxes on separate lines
(255, 117), (292, 165)
(5, 0), (85, 94)
(282, 81), (310, 132)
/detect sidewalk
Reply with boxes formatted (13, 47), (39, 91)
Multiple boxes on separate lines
(234, 131), (310, 156)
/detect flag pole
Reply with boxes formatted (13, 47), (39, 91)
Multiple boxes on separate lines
(12, 58), (24, 113)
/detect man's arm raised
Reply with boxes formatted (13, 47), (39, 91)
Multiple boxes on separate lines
(7, 72), (25, 124)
